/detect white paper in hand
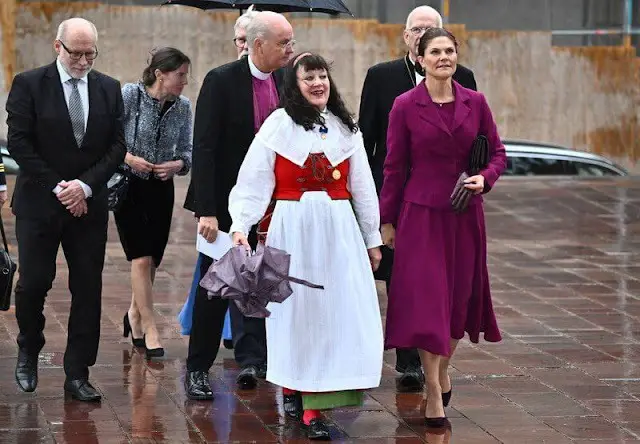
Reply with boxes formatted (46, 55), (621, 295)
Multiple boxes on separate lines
(196, 230), (233, 260)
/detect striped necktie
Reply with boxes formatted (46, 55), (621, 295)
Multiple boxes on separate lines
(68, 78), (85, 147)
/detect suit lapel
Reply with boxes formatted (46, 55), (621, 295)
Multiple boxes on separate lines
(45, 62), (76, 146)
(82, 71), (100, 149)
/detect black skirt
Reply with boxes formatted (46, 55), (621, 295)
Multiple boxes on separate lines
(114, 175), (175, 268)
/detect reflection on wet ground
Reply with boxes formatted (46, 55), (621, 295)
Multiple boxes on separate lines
(0, 176), (639, 443)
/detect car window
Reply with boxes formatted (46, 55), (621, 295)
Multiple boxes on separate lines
(505, 156), (570, 175)
(570, 161), (619, 177)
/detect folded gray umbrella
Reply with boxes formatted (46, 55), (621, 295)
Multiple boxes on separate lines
(200, 244), (324, 318)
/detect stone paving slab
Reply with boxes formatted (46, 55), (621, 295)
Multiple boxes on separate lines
(0, 176), (639, 443)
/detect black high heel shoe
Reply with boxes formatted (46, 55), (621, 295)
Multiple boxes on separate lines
(425, 416), (448, 428)
(442, 389), (452, 407)
(143, 335), (164, 359)
(123, 313), (145, 348)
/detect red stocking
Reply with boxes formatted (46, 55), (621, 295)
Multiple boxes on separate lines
(303, 409), (321, 425)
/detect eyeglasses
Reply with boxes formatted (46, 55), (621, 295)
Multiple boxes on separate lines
(408, 26), (432, 36)
(276, 39), (296, 50)
(59, 40), (98, 61)
(233, 37), (246, 48)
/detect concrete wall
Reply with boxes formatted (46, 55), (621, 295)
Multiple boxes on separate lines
(2, 2), (639, 171)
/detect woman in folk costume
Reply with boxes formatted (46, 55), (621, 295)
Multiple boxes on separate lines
(228, 52), (384, 440)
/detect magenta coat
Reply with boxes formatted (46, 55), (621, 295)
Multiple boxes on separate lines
(379, 81), (506, 356)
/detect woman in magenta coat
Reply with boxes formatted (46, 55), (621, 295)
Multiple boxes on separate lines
(379, 28), (507, 427)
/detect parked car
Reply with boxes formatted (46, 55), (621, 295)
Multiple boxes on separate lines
(0, 139), (19, 175)
(0, 138), (628, 177)
(503, 139), (628, 177)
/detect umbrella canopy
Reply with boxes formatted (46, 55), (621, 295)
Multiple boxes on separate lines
(199, 244), (324, 318)
(162, 0), (353, 15)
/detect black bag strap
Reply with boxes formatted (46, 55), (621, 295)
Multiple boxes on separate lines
(132, 86), (142, 150)
(0, 213), (9, 253)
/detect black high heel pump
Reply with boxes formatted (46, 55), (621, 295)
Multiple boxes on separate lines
(144, 335), (165, 359)
(123, 313), (145, 348)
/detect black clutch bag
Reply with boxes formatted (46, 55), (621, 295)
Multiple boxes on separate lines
(450, 135), (489, 213)
(107, 86), (141, 212)
(107, 169), (130, 212)
(0, 214), (17, 311)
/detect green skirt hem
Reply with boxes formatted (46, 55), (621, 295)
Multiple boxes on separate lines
(302, 390), (364, 410)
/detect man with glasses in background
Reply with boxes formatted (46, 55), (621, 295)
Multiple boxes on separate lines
(183, 11), (294, 400)
(5, 17), (125, 402)
(359, 5), (477, 393)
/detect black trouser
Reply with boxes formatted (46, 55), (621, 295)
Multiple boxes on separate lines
(186, 253), (267, 372)
(14, 208), (108, 381)
(376, 245), (421, 373)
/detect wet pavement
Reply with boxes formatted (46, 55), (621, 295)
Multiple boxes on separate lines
(0, 176), (640, 443)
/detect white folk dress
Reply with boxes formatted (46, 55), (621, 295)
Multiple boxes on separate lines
(228, 108), (383, 392)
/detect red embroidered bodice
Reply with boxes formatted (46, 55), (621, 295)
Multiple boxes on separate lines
(258, 153), (351, 242)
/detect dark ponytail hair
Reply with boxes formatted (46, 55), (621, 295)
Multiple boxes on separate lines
(142, 47), (191, 87)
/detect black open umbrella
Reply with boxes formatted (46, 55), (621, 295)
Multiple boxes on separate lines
(162, 0), (353, 15)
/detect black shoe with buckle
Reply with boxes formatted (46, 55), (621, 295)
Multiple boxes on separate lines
(185, 370), (214, 401)
(306, 418), (331, 440)
(236, 365), (258, 390)
(283, 391), (302, 419)
(396, 366), (424, 392)
(15, 349), (38, 393)
(257, 363), (267, 379)
(64, 379), (102, 402)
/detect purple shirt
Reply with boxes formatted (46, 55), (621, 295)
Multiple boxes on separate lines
(252, 75), (279, 134)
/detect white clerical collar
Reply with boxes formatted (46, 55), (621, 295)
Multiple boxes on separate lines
(407, 52), (417, 64)
(56, 58), (88, 84)
(248, 55), (271, 80)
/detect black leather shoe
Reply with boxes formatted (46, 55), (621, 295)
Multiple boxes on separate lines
(15, 349), (38, 393)
(396, 367), (424, 392)
(306, 418), (331, 440)
(64, 379), (101, 402)
(143, 335), (164, 360)
(185, 370), (213, 401)
(236, 365), (258, 390)
(257, 363), (267, 379)
(283, 392), (302, 419)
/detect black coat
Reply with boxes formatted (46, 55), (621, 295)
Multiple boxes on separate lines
(183, 57), (282, 233)
(5, 62), (126, 217)
(359, 54), (477, 192)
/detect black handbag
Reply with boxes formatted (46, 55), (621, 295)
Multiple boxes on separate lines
(0, 214), (17, 311)
(450, 135), (489, 213)
(107, 88), (142, 212)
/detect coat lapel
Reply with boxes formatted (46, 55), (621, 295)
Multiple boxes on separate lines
(451, 81), (471, 134)
(239, 58), (255, 136)
(414, 83), (451, 136)
(414, 80), (472, 136)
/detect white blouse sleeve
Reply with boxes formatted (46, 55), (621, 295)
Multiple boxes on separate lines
(228, 137), (276, 236)
(347, 132), (383, 249)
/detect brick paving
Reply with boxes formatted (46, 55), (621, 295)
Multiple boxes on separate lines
(0, 176), (639, 443)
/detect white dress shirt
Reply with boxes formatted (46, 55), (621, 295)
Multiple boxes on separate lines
(53, 59), (92, 198)
(408, 53), (425, 85)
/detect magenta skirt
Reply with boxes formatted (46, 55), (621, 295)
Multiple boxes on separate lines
(384, 201), (501, 357)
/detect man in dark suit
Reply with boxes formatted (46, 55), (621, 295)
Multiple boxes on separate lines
(182, 11), (294, 400)
(6, 17), (126, 402)
(359, 5), (478, 393)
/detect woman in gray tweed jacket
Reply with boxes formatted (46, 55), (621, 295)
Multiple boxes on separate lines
(116, 47), (192, 359)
